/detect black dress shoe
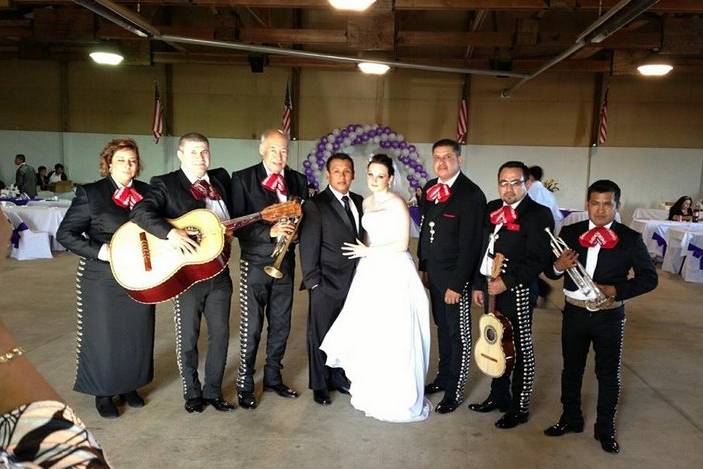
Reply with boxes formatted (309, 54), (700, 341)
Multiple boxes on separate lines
(204, 398), (236, 412)
(184, 397), (205, 413)
(264, 383), (299, 398)
(424, 382), (444, 395)
(468, 398), (509, 413)
(238, 392), (257, 409)
(495, 411), (529, 429)
(119, 390), (145, 408)
(594, 430), (620, 454)
(313, 390), (332, 406)
(435, 396), (462, 414)
(95, 396), (119, 418)
(544, 421), (584, 437)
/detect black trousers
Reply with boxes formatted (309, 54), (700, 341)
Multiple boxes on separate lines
(487, 284), (535, 413)
(428, 280), (472, 403)
(236, 257), (294, 393)
(173, 269), (232, 401)
(307, 287), (349, 391)
(560, 303), (625, 436)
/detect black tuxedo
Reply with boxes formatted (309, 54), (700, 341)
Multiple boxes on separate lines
(57, 177), (155, 398)
(473, 195), (554, 413)
(417, 172), (486, 403)
(299, 186), (364, 391)
(547, 220), (657, 436)
(230, 162), (308, 393)
(130, 167), (233, 402)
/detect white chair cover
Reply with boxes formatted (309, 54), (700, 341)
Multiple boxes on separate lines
(681, 233), (703, 283)
(4, 210), (52, 260)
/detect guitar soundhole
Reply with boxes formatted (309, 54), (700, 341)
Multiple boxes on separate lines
(185, 226), (202, 244)
(485, 326), (497, 344)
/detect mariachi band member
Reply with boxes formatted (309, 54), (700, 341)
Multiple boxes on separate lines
(130, 133), (236, 414)
(470, 161), (553, 428)
(230, 129), (308, 409)
(57, 138), (155, 418)
(418, 139), (486, 414)
(543, 179), (657, 453)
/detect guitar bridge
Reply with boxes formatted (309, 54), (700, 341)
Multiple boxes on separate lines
(139, 232), (152, 272)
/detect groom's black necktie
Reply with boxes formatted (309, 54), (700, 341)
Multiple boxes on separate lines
(342, 195), (358, 239)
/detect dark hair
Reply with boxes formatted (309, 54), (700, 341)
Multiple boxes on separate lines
(432, 139), (461, 155)
(528, 165), (543, 181)
(326, 152), (354, 173)
(368, 154), (394, 177)
(15, 154), (26, 163)
(54, 163), (64, 171)
(37, 165), (47, 173)
(498, 161), (529, 181)
(178, 132), (210, 148)
(669, 196), (693, 220)
(587, 179), (621, 206)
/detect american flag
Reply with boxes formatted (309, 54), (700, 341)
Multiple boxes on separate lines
(152, 84), (164, 144)
(281, 83), (292, 137)
(456, 89), (468, 144)
(597, 88), (609, 146)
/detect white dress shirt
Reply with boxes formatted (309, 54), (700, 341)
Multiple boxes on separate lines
(328, 186), (360, 235)
(528, 180), (564, 223)
(263, 164), (288, 203)
(479, 197), (525, 277)
(184, 172), (231, 221)
(558, 220), (613, 301)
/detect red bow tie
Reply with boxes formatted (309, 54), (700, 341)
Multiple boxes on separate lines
(489, 205), (520, 231)
(579, 226), (619, 249)
(112, 186), (143, 210)
(261, 173), (288, 195)
(191, 179), (221, 201)
(426, 182), (451, 204)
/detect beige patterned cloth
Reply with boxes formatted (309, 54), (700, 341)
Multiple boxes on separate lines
(0, 400), (110, 468)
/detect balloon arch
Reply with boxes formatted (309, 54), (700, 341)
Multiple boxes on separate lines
(301, 124), (429, 197)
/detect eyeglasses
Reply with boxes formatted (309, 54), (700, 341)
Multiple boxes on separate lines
(432, 155), (457, 163)
(498, 179), (525, 188)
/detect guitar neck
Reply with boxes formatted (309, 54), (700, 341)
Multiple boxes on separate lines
(223, 212), (263, 233)
(487, 293), (496, 315)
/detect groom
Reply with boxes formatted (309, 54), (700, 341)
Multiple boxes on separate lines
(418, 139), (486, 414)
(300, 153), (364, 405)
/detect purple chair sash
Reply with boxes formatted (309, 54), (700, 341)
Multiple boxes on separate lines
(652, 232), (667, 257)
(10, 222), (28, 248)
(687, 243), (703, 270)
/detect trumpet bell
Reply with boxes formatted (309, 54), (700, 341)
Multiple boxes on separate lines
(264, 265), (284, 279)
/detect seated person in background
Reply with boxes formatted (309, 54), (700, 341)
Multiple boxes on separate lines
(48, 163), (68, 184)
(0, 236), (110, 467)
(668, 196), (693, 221)
(37, 165), (49, 191)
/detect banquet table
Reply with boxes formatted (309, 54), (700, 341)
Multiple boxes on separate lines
(629, 219), (703, 259)
(632, 208), (669, 220)
(1, 204), (69, 251)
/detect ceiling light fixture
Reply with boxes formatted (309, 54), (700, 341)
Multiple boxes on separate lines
(357, 62), (390, 75)
(89, 44), (124, 66)
(329, 0), (376, 12)
(637, 57), (673, 77)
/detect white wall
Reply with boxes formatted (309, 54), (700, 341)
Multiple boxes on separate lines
(2, 130), (702, 223)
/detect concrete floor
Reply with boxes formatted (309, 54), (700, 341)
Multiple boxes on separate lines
(2, 244), (703, 469)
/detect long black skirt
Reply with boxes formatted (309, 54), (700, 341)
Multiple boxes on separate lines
(73, 257), (155, 396)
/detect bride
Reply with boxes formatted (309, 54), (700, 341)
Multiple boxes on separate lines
(320, 154), (431, 422)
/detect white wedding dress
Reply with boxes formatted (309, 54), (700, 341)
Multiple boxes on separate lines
(320, 200), (432, 422)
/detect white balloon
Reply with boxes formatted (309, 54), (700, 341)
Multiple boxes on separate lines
(363, 124), (371, 132)
(325, 143), (333, 151)
(373, 136), (380, 143)
(372, 123), (379, 130)
(332, 128), (340, 136)
(396, 133), (405, 142)
(407, 168), (415, 176)
(327, 134), (335, 143)
(401, 149), (409, 156)
(323, 150), (331, 158)
(380, 134), (388, 141)
(347, 131), (357, 139)
(343, 138), (351, 147)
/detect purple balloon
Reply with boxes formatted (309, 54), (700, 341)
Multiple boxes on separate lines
(332, 143), (340, 151)
(408, 145), (416, 152)
(406, 175), (414, 182)
(303, 160), (311, 167)
(420, 171), (428, 178)
(361, 134), (369, 142)
(390, 141), (399, 149)
(399, 142), (408, 149)
(410, 180), (419, 188)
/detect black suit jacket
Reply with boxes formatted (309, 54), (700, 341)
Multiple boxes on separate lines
(230, 162), (308, 264)
(473, 195), (554, 292)
(130, 168), (232, 239)
(546, 220), (658, 301)
(299, 186), (364, 299)
(417, 172), (487, 293)
(57, 177), (151, 260)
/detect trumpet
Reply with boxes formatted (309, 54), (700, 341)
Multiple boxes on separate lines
(264, 197), (303, 279)
(544, 227), (610, 311)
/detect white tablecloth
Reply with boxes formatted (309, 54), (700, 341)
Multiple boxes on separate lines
(632, 208), (669, 221)
(629, 219), (703, 259)
(662, 228), (697, 273)
(2, 205), (69, 251)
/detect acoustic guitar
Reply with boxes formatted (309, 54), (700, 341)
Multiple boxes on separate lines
(474, 252), (516, 378)
(109, 200), (301, 304)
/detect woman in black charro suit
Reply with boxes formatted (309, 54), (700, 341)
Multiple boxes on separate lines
(57, 139), (155, 418)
